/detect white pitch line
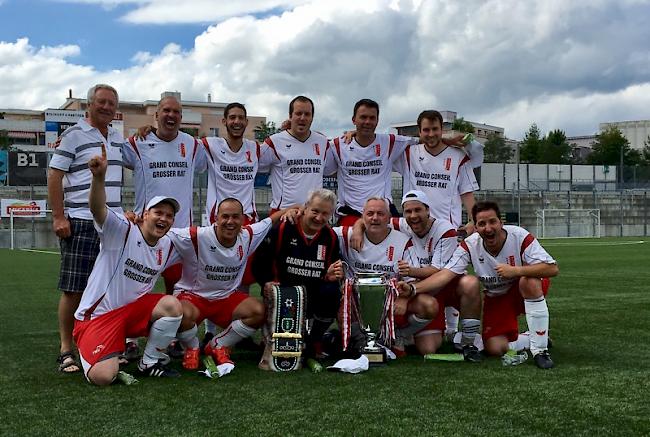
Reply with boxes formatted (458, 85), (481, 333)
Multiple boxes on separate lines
(19, 249), (59, 254)
(542, 240), (646, 247)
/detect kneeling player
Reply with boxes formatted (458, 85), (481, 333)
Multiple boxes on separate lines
(169, 199), (291, 371)
(404, 201), (558, 369)
(74, 153), (183, 385)
(253, 189), (344, 365)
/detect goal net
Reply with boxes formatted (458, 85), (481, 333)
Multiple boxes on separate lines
(535, 209), (601, 238)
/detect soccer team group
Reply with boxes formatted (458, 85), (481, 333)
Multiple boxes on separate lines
(48, 84), (559, 386)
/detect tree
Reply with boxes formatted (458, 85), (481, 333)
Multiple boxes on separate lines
(483, 133), (512, 163)
(254, 121), (279, 142)
(519, 123), (543, 163)
(587, 126), (640, 165)
(0, 130), (9, 150)
(539, 129), (571, 164)
(451, 117), (475, 134)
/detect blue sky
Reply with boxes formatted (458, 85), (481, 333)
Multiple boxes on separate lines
(1, 0), (650, 139)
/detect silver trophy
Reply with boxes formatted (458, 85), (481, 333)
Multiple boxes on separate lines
(354, 271), (390, 364)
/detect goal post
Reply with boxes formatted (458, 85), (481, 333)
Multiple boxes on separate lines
(535, 209), (601, 238)
(9, 208), (53, 250)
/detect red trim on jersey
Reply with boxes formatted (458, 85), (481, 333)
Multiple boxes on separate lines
(264, 137), (280, 161)
(192, 138), (199, 161)
(189, 226), (199, 258)
(127, 136), (141, 160)
(333, 138), (342, 161)
(391, 217), (401, 230)
(460, 240), (469, 252)
(243, 225), (254, 251)
(256, 141), (261, 160)
(388, 133), (396, 158)
(296, 220), (323, 246)
(404, 238), (414, 253)
(326, 226), (337, 267)
(441, 229), (458, 239)
(520, 233), (535, 257)
(209, 203), (217, 224)
(342, 225), (350, 257)
(200, 137), (214, 163)
(457, 154), (471, 177)
(83, 223), (132, 320)
(164, 241), (176, 266)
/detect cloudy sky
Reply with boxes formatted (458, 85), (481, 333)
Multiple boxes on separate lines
(1, 0), (649, 139)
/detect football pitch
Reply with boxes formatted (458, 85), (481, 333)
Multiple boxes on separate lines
(1, 238), (649, 436)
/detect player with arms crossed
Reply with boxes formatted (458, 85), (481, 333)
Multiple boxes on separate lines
(169, 199), (294, 372)
(73, 149), (183, 385)
(403, 201), (558, 369)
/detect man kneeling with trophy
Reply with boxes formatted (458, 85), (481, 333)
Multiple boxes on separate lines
(254, 189), (344, 371)
(333, 196), (438, 364)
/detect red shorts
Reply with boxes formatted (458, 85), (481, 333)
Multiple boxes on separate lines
(422, 276), (462, 333)
(73, 293), (165, 376)
(482, 278), (550, 342)
(177, 291), (248, 328)
(162, 263), (183, 292)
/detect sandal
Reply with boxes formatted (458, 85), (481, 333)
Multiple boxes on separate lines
(57, 351), (81, 373)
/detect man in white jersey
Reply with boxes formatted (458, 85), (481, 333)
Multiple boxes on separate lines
(329, 99), (418, 226)
(351, 191), (482, 361)
(404, 201), (558, 369)
(334, 197), (437, 355)
(201, 102), (264, 225)
(169, 199), (294, 372)
(259, 96), (335, 213)
(74, 150), (183, 385)
(394, 109), (482, 340)
(122, 95), (205, 361)
(48, 84), (124, 374)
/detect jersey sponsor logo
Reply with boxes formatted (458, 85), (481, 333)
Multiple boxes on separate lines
(238, 245), (244, 260)
(137, 240), (142, 247)
(180, 143), (186, 158)
(387, 246), (394, 261)
(317, 244), (326, 261)
(444, 157), (451, 171)
(92, 344), (105, 355)
(478, 256), (484, 263)
(536, 330), (547, 336)
(419, 156), (425, 162)
(290, 238), (298, 246)
(246, 150), (252, 163)
(508, 255), (515, 266)
(220, 149), (226, 154)
(209, 245), (217, 252)
(375, 144), (381, 157)
(157, 249), (163, 265)
(285, 144), (292, 148)
(314, 143), (320, 156)
(148, 143), (155, 148)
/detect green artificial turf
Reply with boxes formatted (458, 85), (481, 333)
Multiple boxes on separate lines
(1, 238), (649, 436)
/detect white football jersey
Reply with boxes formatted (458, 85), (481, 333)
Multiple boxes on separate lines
(445, 225), (556, 296)
(169, 218), (272, 300)
(122, 131), (203, 227)
(74, 210), (180, 320)
(329, 134), (414, 213)
(391, 217), (458, 270)
(334, 226), (415, 279)
(49, 118), (124, 220)
(201, 137), (264, 222)
(395, 144), (479, 227)
(259, 130), (333, 209)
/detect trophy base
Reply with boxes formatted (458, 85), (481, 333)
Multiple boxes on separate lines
(362, 347), (387, 365)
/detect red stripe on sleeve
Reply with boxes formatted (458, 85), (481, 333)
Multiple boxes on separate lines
(200, 137), (214, 163)
(128, 136), (141, 160)
(264, 137), (280, 160)
(189, 226), (199, 258)
(333, 138), (342, 161)
(520, 233), (535, 256)
(441, 229), (458, 239)
(388, 133), (396, 157)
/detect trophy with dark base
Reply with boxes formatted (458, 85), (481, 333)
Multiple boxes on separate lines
(355, 272), (389, 365)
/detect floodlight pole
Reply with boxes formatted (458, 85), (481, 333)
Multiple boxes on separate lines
(10, 210), (14, 250)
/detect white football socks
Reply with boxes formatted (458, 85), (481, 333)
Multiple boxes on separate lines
(210, 319), (256, 348)
(177, 324), (199, 349)
(524, 297), (549, 355)
(141, 315), (182, 367)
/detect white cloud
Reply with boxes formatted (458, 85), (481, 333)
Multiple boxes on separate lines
(3, 0), (650, 139)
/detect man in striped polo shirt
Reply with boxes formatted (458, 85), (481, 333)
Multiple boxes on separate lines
(48, 84), (124, 374)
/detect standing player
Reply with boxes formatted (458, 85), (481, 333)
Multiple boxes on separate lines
(328, 99), (417, 225)
(335, 197), (437, 353)
(394, 110), (482, 339)
(404, 201), (558, 369)
(48, 84), (124, 374)
(74, 150), (183, 385)
(253, 189), (344, 363)
(169, 199), (294, 372)
(201, 102), (263, 225)
(259, 96), (335, 213)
